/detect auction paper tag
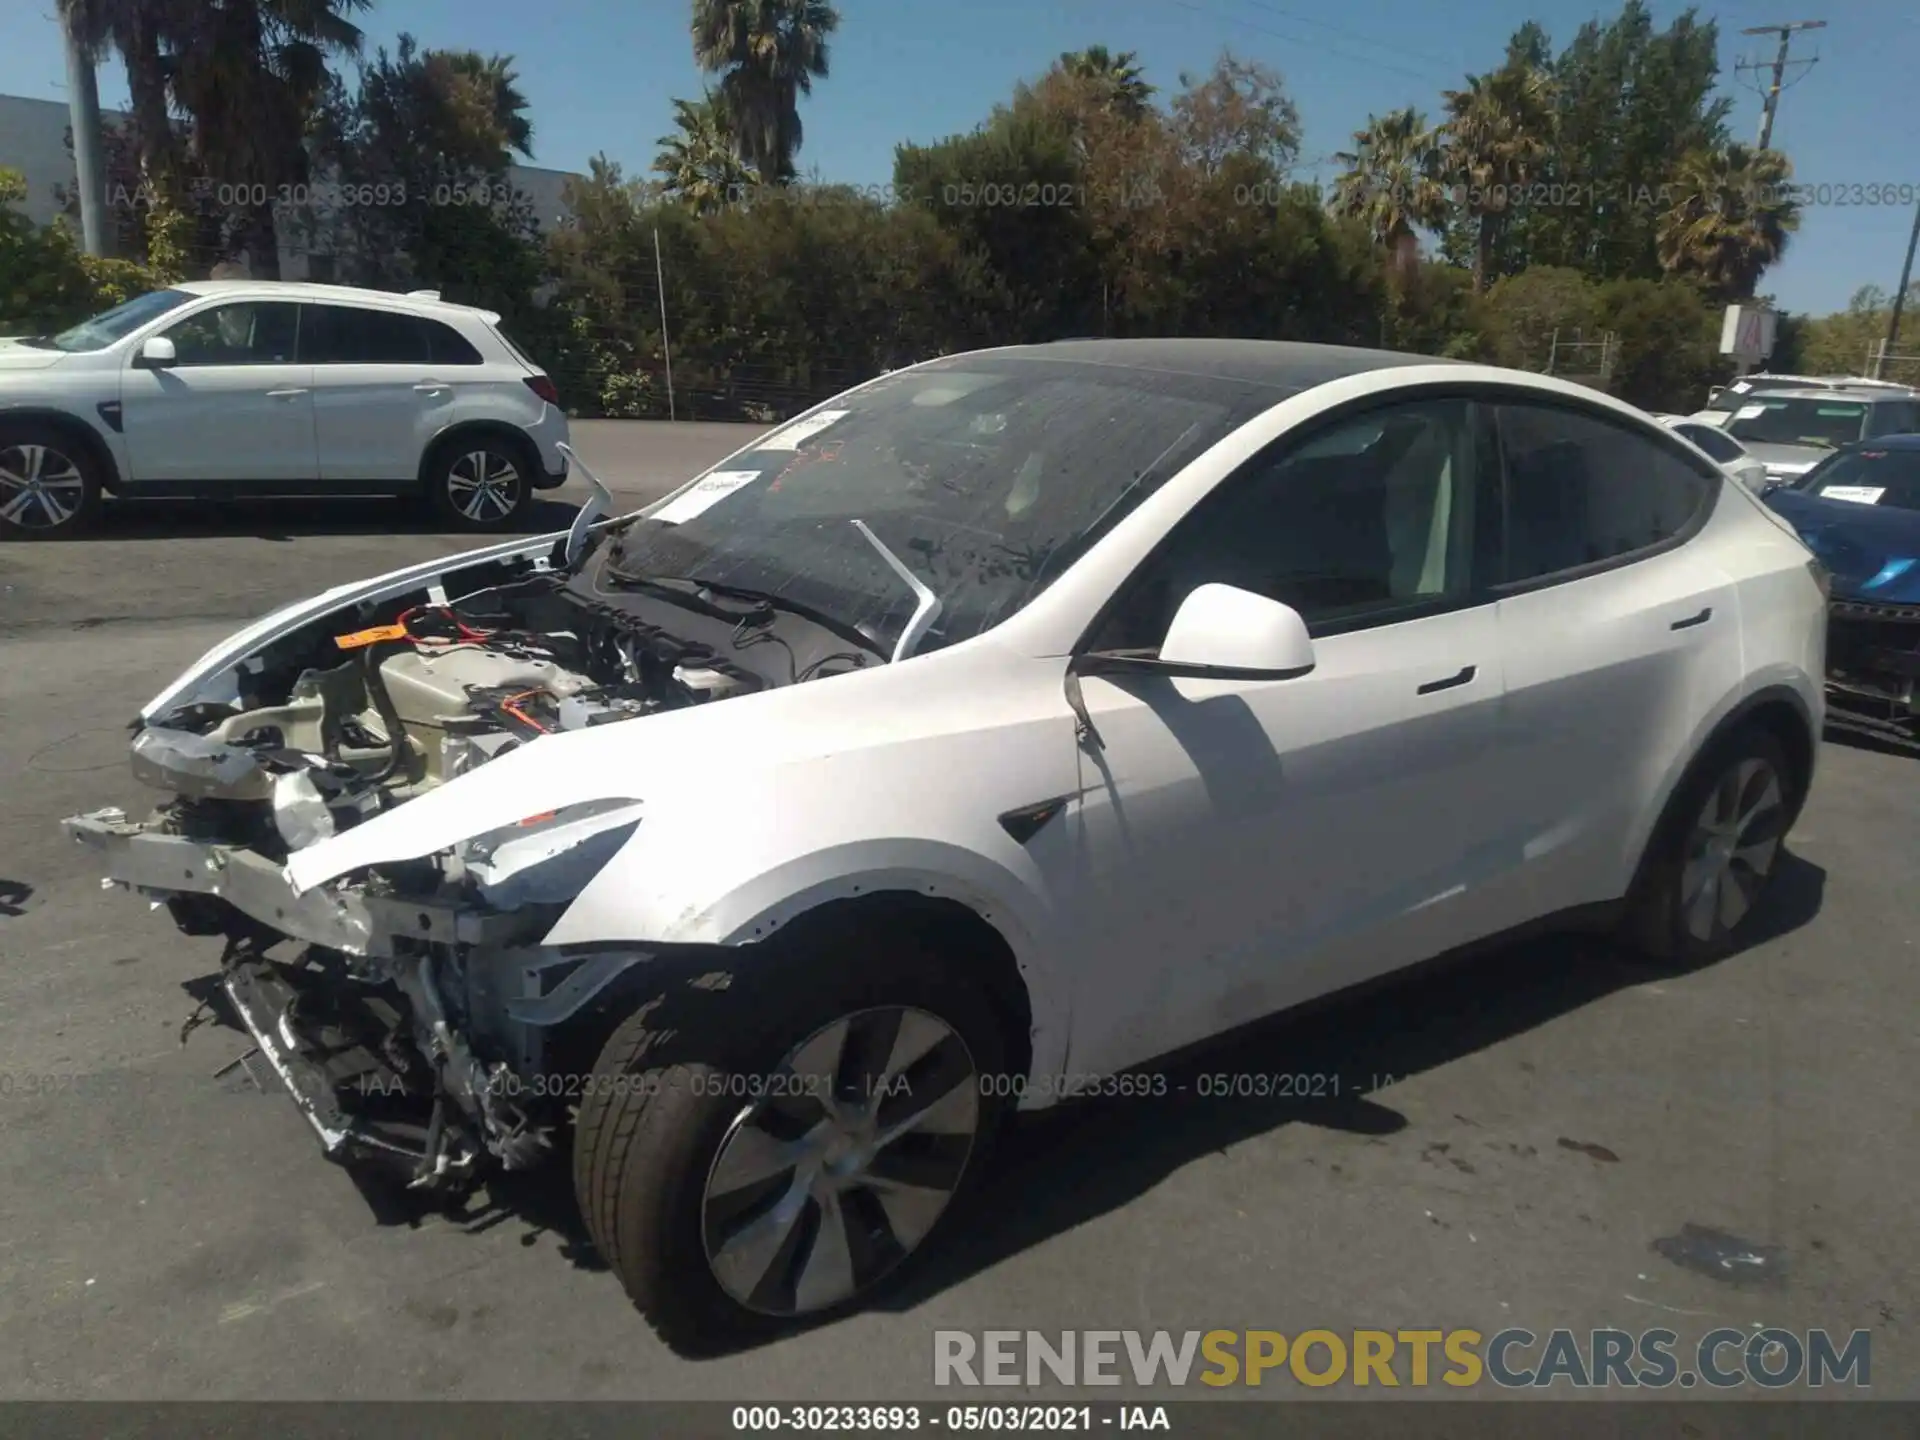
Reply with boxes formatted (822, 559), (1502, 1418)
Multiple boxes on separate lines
(1820, 485), (1885, 505)
(333, 623), (409, 650)
(758, 410), (849, 451)
(650, 471), (760, 525)
(1734, 404), (1767, 419)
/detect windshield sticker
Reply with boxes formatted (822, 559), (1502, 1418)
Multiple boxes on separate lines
(758, 410), (850, 451)
(1819, 485), (1886, 505)
(650, 470), (760, 525)
(1734, 404), (1767, 419)
(1814, 406), (1866, 417)
(1730, 380), (1751, 393)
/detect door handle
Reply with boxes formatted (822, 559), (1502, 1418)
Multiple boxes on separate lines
(266, 388), (308, 399)
(1416, 664), (1476, 696)
(413, 381), (449, 394)
(1670, 606), (1713, 631)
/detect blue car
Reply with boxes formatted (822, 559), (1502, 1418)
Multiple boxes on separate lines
(1764, 434), (1920, 731)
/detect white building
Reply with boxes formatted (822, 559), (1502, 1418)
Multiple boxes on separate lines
(0, 91), (579, 278)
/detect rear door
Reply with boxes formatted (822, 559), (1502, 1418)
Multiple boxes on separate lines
(121, 300), (316, 484)
(1487, 397), (1741, 923)
(303, 304), (467, 484)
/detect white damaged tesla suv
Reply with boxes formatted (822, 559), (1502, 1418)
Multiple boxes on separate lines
(62, 339), (1828, 1352)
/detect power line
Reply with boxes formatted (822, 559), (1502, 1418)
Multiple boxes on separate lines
(1734, 20), (1825, 150)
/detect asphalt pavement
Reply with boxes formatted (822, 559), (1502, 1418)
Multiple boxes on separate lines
(0, 421), (1916, 1401)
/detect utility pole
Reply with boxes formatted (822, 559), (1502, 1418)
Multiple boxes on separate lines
(61, 18), (109, 256)
(1737, 21), (1825, 151)
(1876, 197), (1920, 379)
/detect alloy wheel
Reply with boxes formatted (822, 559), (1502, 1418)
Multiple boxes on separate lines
(1679, 754), (1786, 943)
(445, 449), (522, 522)
(701, 1005), (982, 1318)
(0, 444), (87, 531)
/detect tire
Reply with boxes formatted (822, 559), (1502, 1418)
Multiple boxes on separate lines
(0, 422), (103, 539)
(426, 434), (532, 531)
(573, 938), (1008, 1355)
(1622, 725), (1799, 967)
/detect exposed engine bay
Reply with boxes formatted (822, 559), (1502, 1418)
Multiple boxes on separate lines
(62, 517), (880, 1197)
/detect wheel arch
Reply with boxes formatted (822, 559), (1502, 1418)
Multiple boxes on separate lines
(0, 406), (123, 492)
(417, 419), (541, 490)
(1625, 680), (1818, 897)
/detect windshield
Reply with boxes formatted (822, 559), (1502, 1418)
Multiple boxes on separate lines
(1727, 397), (1871, 450)
(1798, 449), (1920, 511)
(597, 356), (1271, 656)
(34, 289), (196, 352)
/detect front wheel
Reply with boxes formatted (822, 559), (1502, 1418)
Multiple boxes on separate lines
(574, 944), (1006, 1354)
(0, 423), (103, 539)
(426, 436), (532, 530)
(1623, 726), (1799, 966)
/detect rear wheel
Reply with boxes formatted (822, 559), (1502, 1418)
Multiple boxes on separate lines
(573, 941), (1006, 1354)
(426, 435), (532, 530)
(0, 423), (102, 539)
(1624, 726), (1798, 965)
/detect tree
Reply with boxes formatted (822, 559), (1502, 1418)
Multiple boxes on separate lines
(1055, 46), (1154, 118)
(1656, 143), (1800, 300)
(654, 91), (756, 213)
(1440, 59), (1556, 292)
(313, 33), (546, 319)
(1518, 3), (1730, 279)
(690, 0), (840, 184)
(58, 0), (180, 193)
(1170, 52), (1300, 178)
(166, 0), (370, 275)
(1329, 108), (1447, 274)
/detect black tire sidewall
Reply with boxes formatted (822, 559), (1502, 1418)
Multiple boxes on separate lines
(1628, 725), (1796, 967)
(0, 423), (103, 539)
(584, 943), (1010, 1353)
(428, 434), (533, 531)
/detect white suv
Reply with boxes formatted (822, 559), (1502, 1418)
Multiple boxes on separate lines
(0, 280), (571, 538)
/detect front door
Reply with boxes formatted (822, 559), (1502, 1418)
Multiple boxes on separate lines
(121, 300), (316, 484)
(1058, 396), (1516, 1081)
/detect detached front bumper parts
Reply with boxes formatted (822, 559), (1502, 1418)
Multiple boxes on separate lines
(60, 808), (525, 958)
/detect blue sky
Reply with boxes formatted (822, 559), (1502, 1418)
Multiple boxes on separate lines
(6, 0), (1917, 315)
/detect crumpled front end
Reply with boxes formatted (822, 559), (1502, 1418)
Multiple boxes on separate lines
(58, 543), (785, 1193)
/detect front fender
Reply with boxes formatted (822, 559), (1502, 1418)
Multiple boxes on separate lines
(544, 831), (1074, 1092)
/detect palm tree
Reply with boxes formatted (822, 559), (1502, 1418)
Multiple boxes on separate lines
(167, 0), (370, 275)
(654, 91), (756, 213)
(1330, 108), (1447, 275)
(1439, 61), (1556, 292)
(58, 0), (182, 191)
(429, 51), (535, 170)
(690, 0), (840, 185)
(1057, 45), (1154, 118)
(1657, 144), (1801, 301)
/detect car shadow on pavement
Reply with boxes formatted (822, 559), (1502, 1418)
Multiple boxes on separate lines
(82, 494), (579, 541)
(876, 850), (1827, 1320)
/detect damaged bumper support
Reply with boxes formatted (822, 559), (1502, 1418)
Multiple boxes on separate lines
(61, 808), (528, 957)
(62, 808), (655, 1187)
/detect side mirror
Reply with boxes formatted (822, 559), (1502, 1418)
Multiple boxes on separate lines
(1076, 584), (1316, 682)
(136, 335), (177, 368)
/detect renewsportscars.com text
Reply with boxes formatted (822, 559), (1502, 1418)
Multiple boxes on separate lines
(933, 1328), (1871, 1389)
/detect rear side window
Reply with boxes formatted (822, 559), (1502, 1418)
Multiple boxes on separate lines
(1865, 400), (1920, 438)
(1495, 402), (1716, 585)
(424, 320), (484, 365)
(301, 305), (436, 365)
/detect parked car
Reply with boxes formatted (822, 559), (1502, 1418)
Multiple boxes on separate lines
(1695, 373), (1920, 426)
(0, 280), (569, 539)
(1655, 414), (1770, 490)
(62, 340), (1826, 1352)
(1719, 386), (1920, 489)
(1764, 435), (1920, 734)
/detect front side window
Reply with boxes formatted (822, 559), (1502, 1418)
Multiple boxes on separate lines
(299, 305), (433, 365)
(1864, 400), (1920, 438)
(33, 288), (195, 352)
(159, 302), (299, 366)
(1726, 397), (1871, 450)
(1089, 398), (1494, 651)
(595, 356), (1272, 656)
(1495, 402), (1715, 584)
(1798, 448), (1920, 511)
(1679, 424), (1742, 464)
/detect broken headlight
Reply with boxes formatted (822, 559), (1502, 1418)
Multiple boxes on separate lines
(456, 798), (645, 910)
